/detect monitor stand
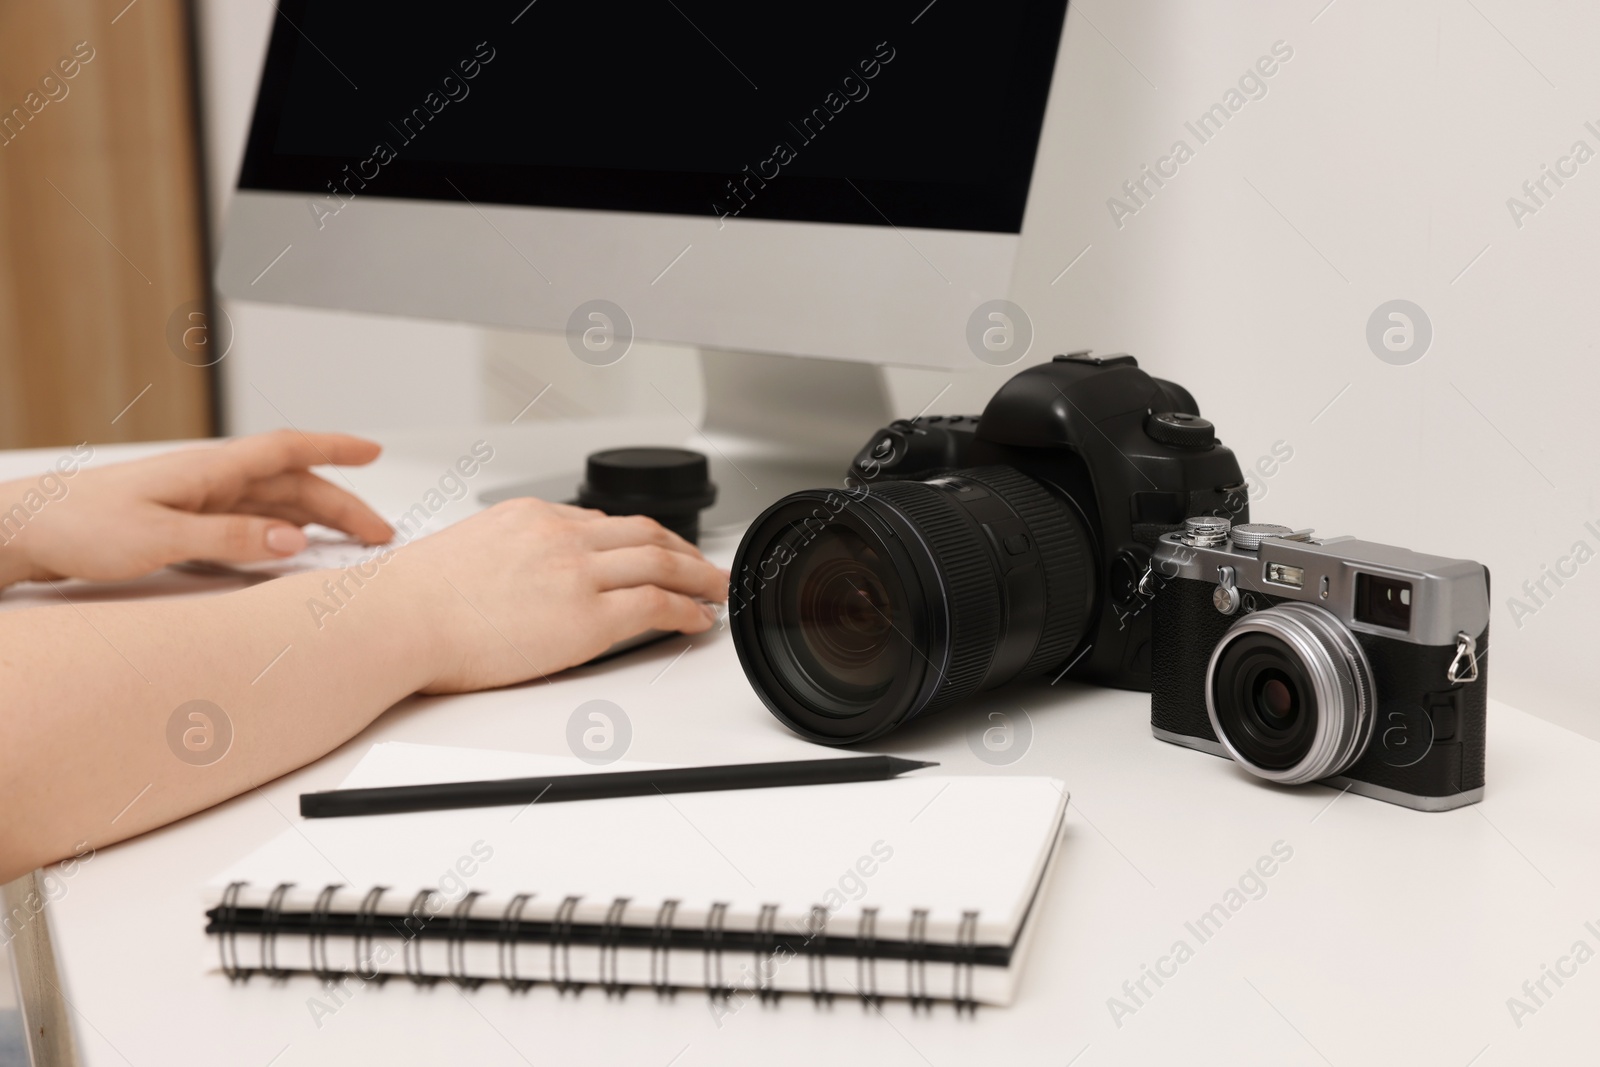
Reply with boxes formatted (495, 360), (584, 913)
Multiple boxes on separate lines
(480, 347), (895, 537)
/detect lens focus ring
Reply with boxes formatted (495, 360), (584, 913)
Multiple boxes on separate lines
(865, 480), (1003, 708)
(961, 466), (1093, 676)
(1205, 603), (1376, 785)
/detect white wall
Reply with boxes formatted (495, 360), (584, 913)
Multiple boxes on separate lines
(194, 1), (1600, 740)
(1000, 0), (1600, 742)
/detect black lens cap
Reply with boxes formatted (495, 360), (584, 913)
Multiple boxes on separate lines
(576, 448), (717, 543)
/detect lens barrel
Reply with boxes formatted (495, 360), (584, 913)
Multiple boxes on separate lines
(729, 467), (1095, 744)
(1205, 602), (1376, 784)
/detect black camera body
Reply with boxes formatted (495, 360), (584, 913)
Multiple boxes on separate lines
(1149, 518), (1490, 811)
(729, 353), (1249, 745)
(844, 353), (1248, 690)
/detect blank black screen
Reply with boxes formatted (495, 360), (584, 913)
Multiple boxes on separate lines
(240, 1), (1070, 233)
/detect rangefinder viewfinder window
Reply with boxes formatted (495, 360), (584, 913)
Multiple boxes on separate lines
(1355, 573), (1413, 632)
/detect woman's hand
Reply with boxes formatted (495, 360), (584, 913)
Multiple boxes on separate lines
(380, 497), (730, 693)
(0, 441), (731, 880)
(0, 430), (393, 586)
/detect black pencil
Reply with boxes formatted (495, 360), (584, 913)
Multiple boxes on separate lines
(299, 754), (939, 819)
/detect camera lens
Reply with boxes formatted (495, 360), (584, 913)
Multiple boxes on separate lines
(779, 528), (901, 700)
(730, 467), (1095, 744)
(1206, 603), (1375, 785)
(1255, 671), (1297, 724)
(1212, 639), (1316, 770)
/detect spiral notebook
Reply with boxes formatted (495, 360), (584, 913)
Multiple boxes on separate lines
(204, 743), (1069, 1007)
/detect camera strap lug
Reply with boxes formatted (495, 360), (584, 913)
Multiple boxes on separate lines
(1212, 566), (1241, 615)
(1447, 631), (1479, 685)
(1136, 562), (1158, 598)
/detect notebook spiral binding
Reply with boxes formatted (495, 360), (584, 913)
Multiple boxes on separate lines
(212, 882), (985, 1010)
(447, 892), (486, 990)
(703, 901), (730, 998)
(497, 893), (534, 992)
(649, 899), (678, 997)
(953, 910), (979, 1014)
(261, 883), (293, 980)
(355, 886), (390, 987)
(551, 896), (581, 994)
(599, 897), (630, 997)
(805, 906), (831, 1005)
(309, 884), (343, 982)
(753, 904), (779, 1004)
(218, 882), (245, 981)
(402, 889), (437, 986)
(855, 907), (879, 1006)
(906, 909), (930, 1011)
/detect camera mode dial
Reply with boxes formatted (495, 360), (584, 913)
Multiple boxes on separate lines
(1145, 411), (1215, 449)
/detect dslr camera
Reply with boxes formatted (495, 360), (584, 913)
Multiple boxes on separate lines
(1149, 516), (1490, 811)
(728, 353), (1249, 744)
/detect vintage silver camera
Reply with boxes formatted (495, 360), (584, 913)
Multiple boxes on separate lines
(1148, 517), (1490, 811)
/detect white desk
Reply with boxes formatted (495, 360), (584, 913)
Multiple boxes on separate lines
(7, 423), (1600, 1067)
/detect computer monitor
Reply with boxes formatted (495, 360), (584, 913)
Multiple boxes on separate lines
(218, 1), (1073, 519)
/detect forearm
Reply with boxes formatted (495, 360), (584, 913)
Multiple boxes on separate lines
(0, 531), (39, 589)
(0, 566), (439, 881)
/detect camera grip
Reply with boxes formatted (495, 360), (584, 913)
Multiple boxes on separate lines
(1150, 577), (1233, 742)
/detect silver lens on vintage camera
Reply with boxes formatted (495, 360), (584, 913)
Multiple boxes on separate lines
(1205, 602), (1376, 785)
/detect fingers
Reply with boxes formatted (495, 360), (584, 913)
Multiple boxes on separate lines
(238, 471), (394, 544)
(167, 513), (308, 564)
(220, 429), (383, 480)
(588, 544), (729, 601)
(600, 586), (719, 636)
(575, 513), (701, 556)
(231, 500), (320, 528)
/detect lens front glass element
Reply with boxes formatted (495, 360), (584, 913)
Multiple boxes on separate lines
(797, 555), (896, 686)
(1212, 633), (1318, 770)
(765, 525), (907, 716)
(1255, 670), (1297, 725)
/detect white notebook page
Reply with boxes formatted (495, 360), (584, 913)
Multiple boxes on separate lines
(206, 742), (1069, 947)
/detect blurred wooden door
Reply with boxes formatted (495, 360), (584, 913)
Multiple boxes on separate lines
(0, 0), (215, 449)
